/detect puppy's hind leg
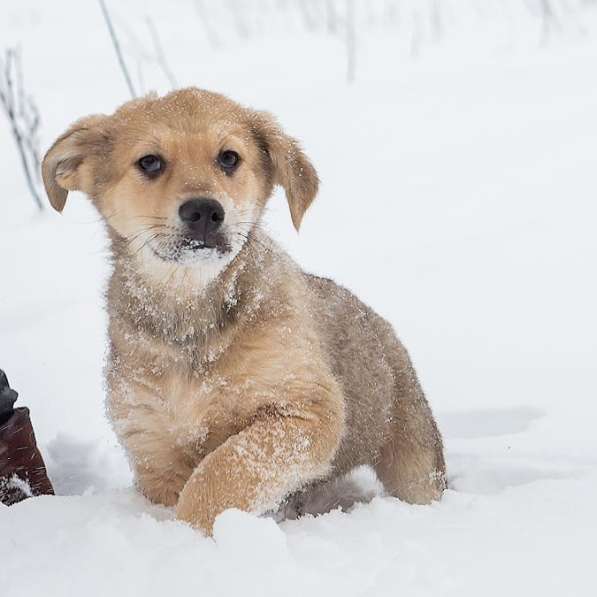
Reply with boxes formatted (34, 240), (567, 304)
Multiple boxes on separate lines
(374, 343), (446, 504)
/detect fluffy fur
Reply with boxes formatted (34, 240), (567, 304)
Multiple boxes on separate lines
(42, 88), (446, 535)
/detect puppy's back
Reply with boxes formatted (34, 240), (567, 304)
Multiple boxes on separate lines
(305, 275), (402, 472)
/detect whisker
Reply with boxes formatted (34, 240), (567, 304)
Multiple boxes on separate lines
(236, 231), (269, 253)
(132, 232), (164, 257)
(124, 224), (176, 247)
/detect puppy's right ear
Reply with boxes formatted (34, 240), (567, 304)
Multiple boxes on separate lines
(42, 115), (110, 212)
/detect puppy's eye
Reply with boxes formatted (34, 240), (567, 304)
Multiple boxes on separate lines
(137, 154), (164, 178)
(217, 150), (240, 173)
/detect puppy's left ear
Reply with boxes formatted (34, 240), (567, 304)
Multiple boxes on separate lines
(42, 115), (110, 212)
(251, 112), (319, 231)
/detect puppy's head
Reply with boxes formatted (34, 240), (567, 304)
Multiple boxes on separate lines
(42, 88), (318, 276)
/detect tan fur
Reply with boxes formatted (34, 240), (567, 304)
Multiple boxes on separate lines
(42, 88), (446, 535)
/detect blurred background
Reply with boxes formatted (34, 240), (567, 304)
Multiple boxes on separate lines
(1, 0), (596, 482)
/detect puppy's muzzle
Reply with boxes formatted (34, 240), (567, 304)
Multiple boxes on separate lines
(179, 198), (225, 248)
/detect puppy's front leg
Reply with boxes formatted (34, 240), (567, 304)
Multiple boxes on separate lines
(176, 404), (343, 535)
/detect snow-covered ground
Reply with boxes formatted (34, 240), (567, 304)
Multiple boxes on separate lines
(1, 1), (596, 595)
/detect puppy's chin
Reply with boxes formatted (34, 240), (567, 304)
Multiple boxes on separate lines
(135, 233), (246, 293)
(149, 243), (229, 266)
(148, 232), (230, 263)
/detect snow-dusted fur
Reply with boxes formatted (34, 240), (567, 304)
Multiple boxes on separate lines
(41, 89), (445, 534)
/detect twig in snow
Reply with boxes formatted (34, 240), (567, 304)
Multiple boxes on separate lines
(346, 0), (356, 83)
(325, 0), (339, 34)
(98, 0), (137, 98)
(0, 48), (43, 210)
(538, 0), (561, 45)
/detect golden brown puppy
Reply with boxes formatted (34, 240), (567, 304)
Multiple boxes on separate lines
(42, 88), (446, 535)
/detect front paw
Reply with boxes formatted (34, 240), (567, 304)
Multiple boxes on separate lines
(175, 473), (220, 535)
(174, 459), (259, 536)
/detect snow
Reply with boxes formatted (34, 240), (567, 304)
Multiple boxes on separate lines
(1, 1), (596, 595)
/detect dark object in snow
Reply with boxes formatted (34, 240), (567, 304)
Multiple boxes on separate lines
(0, 369), (54, 505)
(0, 369), (18, 424)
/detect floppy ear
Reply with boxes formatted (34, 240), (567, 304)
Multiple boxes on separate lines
(251, 112), (319, 231)
(42, 115), (109, 212)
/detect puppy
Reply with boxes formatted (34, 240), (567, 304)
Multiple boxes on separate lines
(42, 89), (446, 534)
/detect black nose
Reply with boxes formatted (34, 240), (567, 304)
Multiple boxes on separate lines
(178, 198), (225, 236)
